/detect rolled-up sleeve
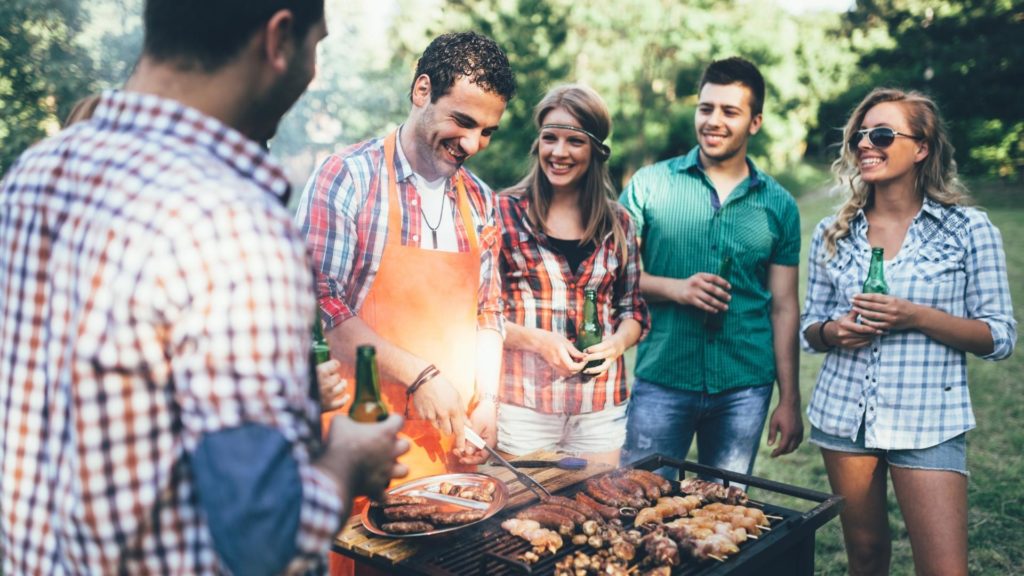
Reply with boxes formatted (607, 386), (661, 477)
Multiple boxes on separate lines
(172, 196), (342, 572)
(295, 154), (361, 330)
(800, 219), (840, 353)
(965, 212), (1016, 360)
(613, 210), (650, 339)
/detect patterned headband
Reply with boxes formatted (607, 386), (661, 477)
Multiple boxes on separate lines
(540, 123), (611, 160)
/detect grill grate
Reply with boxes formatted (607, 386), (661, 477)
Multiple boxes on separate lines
(371, 455), (843, 576)
(408, 466), (800, 575)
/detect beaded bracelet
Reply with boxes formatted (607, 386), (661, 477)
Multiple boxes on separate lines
(818, 319), (836, 350)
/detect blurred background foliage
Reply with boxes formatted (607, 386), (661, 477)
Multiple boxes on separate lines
(1, 0), (1022, 189)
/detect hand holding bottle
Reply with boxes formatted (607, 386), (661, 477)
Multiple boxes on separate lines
(852, 294), (922, 332)
(315, 359), (350, 412)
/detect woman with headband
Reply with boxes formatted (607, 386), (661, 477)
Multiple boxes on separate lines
(495, 84), (648, 465)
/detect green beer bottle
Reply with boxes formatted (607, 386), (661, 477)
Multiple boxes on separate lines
(862, 247), (888, 294)
(310, 317), (331, 393)
(349, 345), (388, 423)
(576, 289), (603, 371)
(704, 254), (733, 332)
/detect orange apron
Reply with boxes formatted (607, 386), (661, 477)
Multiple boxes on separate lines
(328, 131), (480, 575)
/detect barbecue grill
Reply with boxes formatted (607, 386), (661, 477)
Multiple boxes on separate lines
(333, 454), (843, 575)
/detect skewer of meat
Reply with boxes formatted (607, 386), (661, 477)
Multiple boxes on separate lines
(679, 477), (749, 505)
(501, 518), (563, 553)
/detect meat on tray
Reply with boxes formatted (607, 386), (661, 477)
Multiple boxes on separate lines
(435, 480), (496, 502)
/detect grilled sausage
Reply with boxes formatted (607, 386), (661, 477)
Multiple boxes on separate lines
(380, 521), (435, 534)
(429, 509), (486, 526)
(373, 494), (428, 507)
(381, 504), (440, 521)
(622, 469), (663, 500)
(598, 475), (646, 509)
(609, 474), (647, 501)
(627, 469), (672, 496)
(542, 495), (603, 522)
(515, 506), (575, 535)
(574, 491), (620, 520)
(532, 503), (587, 526)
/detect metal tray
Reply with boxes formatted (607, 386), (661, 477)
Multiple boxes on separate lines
(361, 472), (509, 538)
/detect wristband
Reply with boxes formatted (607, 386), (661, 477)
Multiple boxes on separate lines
(818, 320), (836, 350)
(407, 364), (440, 398)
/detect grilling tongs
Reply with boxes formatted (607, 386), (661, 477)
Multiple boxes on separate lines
(463, 425), (551, 499)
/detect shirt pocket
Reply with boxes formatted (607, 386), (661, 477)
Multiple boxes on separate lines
(909, 241), (965, 310)
(824, 249), (860, 301)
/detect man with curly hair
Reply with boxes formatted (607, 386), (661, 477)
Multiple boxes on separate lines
(296, 32), (516, 498)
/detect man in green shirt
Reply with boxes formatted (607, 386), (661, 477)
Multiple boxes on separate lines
(619, 57), (803, 481)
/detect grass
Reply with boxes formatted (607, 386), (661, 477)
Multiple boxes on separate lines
(746, 177), (1024, 575)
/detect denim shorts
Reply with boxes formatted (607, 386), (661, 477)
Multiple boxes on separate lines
(810, 425), (968, 476)
(497, 402), (627, 456)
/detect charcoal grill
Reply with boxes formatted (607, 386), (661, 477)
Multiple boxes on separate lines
(333, 454), (843, 575)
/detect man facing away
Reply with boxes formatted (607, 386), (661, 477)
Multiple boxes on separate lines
(0, 1), (408, 574)
(296, 31), (516, 481)
(619, 57), (804, 481)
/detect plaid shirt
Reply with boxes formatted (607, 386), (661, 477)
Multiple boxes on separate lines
(294, 133), (503, 334)
(497, 192), (649, 414)
(0, 91), (340, 574)
(801, 198), (1016, 450)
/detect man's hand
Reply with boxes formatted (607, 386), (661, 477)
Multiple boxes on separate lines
(852, 293), (921, 332)
(828, 310), (881, 349)
(671, 272), (731, 312)
(766, 399), (803, 458)
(531, 328), (586, 376)
(315, 359), (350, 412)
(409, 374), (468, 449)
(456, 399), (498, 465)
(316, 414), (409, 501)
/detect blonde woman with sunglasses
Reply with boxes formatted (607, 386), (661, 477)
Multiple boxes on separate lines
(801, 88), (1016, 575)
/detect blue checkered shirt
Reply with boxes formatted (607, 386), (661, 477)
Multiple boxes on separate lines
(801, 198), (1016, 450)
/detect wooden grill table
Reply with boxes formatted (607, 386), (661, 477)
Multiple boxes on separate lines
(331, 451), (613, 570)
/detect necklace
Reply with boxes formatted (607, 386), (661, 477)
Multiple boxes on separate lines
(420, 184), (447, 249)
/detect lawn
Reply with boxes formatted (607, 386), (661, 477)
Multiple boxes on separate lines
(745, 176), (1024, 575)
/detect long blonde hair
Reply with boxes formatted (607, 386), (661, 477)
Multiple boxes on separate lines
(504, 84), (627, 263)
(823, 88), (971, 257)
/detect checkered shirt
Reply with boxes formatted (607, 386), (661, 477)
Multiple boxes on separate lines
(293, 133), (504, 335)
(497, 192), (649, 414)
(0, 90), (341, 574)
(801, 198), (1016, 449)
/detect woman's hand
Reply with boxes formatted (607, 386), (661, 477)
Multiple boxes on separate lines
(852, 293), (921, 332)
(579, 336), (626, 375)
(316, 359), (350, 412)
(827, 311), (881, 349)
(531, 328), (587, 376)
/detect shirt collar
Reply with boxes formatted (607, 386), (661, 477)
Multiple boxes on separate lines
(93, 89), (291, 204)
(671, 146), (762, 188)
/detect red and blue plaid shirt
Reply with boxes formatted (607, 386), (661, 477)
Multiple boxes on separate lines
(497, 192), (649, 414)
(0, 91), (339, 575)
(295, 134), (504, 335)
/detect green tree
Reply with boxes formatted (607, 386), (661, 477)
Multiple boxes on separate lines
(0, 0), (97, 173)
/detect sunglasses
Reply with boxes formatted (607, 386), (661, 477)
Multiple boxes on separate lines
(848, 127), (921, 149)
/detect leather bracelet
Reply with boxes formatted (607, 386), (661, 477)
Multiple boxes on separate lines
(818, 320), (836, 350)
(407, 364), (439, 399)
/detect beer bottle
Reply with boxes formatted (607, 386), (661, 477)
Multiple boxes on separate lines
(862, 247), (888, 294)
(310, 318), (331, 395)
(349, 345), (389, 422)
(576, 289), (603, 371)
(704, 254), (733, 332)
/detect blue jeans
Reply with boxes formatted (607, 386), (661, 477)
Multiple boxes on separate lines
(624, 378), (773, 481)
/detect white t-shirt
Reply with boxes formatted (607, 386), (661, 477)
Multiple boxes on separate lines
(395, 136), (459, 252)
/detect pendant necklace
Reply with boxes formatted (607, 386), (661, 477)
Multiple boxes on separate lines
(421, 182), (447, 249)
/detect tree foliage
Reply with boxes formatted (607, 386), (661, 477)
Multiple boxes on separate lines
(0, 0), (96, 173)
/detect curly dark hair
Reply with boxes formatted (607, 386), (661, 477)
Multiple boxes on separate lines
(411, 31), (517, 103)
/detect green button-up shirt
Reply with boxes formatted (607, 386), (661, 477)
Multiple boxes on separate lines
(619, 147), (800, 392)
